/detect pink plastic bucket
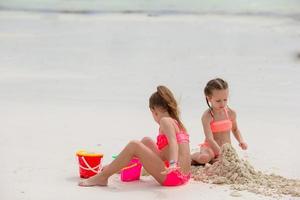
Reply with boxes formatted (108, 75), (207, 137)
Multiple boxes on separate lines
(120, 158), (142, 182)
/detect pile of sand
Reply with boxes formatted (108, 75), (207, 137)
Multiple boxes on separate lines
(191, 144), (300, 197)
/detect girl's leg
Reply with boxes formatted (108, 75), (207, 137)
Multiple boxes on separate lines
(79, 140), (167, 186)
(141, 137), (160, 156)
(140, 137), (161, 176)
(191, 147), (214, 164)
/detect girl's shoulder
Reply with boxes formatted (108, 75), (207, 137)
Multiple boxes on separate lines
(227, 107), (237, 119)
(160, 116), (173, 122)
(202, 109), (211, 116)
(159, 116), (175, 127)
(159, 117), (181, 134)
(201, 109), (213, 122)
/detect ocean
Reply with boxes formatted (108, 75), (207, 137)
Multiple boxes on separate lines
(0, 0), (300, 17)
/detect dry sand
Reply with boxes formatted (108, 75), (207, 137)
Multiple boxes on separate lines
(192, 144), (300, 198)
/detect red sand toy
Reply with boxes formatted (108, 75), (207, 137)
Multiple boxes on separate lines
(120, 157), (142, 182)
(76, 150), (103, 179)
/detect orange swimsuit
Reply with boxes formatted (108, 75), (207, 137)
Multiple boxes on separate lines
(210, 108), (232, 133)
(201, 108), (232, 156)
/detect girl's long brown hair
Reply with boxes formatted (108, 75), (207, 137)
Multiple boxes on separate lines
(149, 85), (186, 131)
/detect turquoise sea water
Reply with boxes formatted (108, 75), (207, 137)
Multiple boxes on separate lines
(0, 0), (300, 16)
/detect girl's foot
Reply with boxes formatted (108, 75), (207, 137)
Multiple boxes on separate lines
(78, 174), (108, 187)
(191, 159), (205, 166)
(100, 165), (120, 174)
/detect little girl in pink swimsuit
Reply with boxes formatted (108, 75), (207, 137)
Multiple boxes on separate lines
(155, 121), (190, 186)
(79, 85), (191, 187)
(191, 78), (248, 165)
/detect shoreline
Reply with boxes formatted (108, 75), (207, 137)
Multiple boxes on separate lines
(0, 8), (300, 21)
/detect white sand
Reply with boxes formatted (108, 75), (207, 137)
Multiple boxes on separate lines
(192, 144), (300, 197)
(1, 11), (300, 200)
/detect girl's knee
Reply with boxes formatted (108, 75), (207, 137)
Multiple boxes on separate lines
(128, 140), (143, 149)
(193, 153), (211, 164)
(199, 154), (212, 164)
(191, 152), (200, 160)
(141, 137), (152, 144)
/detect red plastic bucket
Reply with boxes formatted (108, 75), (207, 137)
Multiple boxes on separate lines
(76, 150), (103, 179)
(120, 158), (142, 182)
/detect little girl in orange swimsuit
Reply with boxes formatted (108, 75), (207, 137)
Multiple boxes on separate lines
(191, 78), (248, 165)
(79, 85), (191, 187)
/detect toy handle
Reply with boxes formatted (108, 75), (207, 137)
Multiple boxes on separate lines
(79, 156), (102, 173)
(122, 163), (138, 170)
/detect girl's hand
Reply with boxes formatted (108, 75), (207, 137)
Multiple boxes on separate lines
(239, 142), (248, 150)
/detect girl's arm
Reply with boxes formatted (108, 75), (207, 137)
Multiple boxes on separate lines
(159, 117), (178, 163)
(202, 112), (221, 156)
(230, 109), (248, 150)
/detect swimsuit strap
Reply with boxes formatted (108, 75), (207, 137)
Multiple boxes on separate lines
(159, 119), (182, 134)
(173, 119), (179, 126)
(224, 107), (230, 119)
(173, 119), (183, 132)
(210, 108), (230, 122)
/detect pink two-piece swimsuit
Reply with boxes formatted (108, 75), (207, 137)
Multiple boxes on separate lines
(156, 121), (190, 186)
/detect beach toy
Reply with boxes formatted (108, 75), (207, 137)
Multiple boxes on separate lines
(76, 150), (103, 179)
(120, 157), (142, 182)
